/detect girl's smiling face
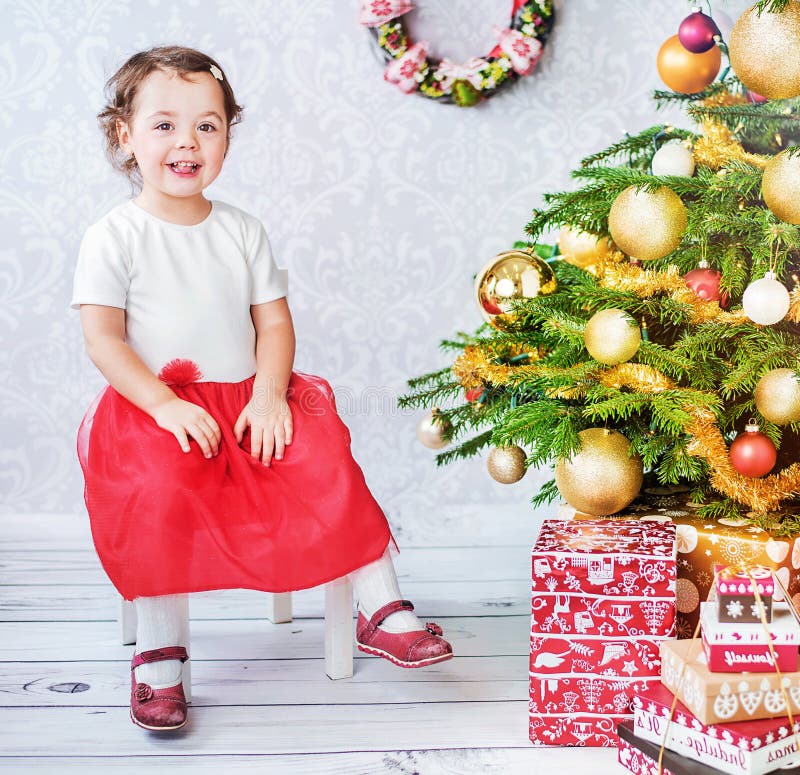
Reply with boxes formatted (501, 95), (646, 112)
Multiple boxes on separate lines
(116, 68), (228, 212)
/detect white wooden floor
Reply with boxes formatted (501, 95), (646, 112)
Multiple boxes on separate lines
(0, 513), (624, 774)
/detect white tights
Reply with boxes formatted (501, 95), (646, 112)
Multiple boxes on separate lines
(132, 548), (418, 685)
(349, 547), (422, 633)
(132, 593), (190, 688)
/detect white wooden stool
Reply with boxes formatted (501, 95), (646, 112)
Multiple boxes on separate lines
(120, 577), (354, 701)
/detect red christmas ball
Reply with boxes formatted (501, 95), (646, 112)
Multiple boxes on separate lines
(748, 90), (768, 104)
(678, 8), (720, 53)
(465, 387), (484, 403)
(684, 262), (729, 306)
(729, 421), (778, 478)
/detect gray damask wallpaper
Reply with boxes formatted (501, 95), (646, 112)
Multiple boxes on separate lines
(1, 0), (749, 544)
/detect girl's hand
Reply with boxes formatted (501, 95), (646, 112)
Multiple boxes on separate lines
(151, 397), (221, 458)
(234, 393), (293, 466)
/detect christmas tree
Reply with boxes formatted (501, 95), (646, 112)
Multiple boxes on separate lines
(400, 1), (800, 522)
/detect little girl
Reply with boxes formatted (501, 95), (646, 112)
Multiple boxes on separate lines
(72, 46), (452, 732)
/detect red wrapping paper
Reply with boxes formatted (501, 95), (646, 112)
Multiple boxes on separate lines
(530, 519), (677, 746)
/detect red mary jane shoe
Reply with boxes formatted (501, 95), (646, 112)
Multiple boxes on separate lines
(356, 599), (453, 668)
(130, 646), (189, 731)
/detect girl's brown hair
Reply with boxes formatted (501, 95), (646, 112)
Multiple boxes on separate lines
(98, 46), (243, 185)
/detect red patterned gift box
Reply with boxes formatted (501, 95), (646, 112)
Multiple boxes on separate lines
(559, 490), (800, 637)
(618, 719), (719, 775)
(529, 519), (676, 746)
(700, 601), (800, 672)
(634, 683), (800, 775)
(616, 719), (794, 775)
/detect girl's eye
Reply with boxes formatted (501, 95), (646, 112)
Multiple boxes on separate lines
(198, 123), (216, 132)
(155, 122), (172, 131)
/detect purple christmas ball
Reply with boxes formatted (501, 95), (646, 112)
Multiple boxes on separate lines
(678, 8), (720, 53)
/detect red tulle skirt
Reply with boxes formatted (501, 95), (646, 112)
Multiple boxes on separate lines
(77, 363), (393, 600)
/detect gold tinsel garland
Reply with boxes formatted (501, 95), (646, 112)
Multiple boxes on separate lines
(543, 363), (677, 400)
(691, 91), (768, 170)
(788, 285), (800, 323)
(452, 346), (516, 390)
(693, 119), (768, 170)
(685, 409), (800, 513)
(452, 344), (541, 390)
(598, 261), (749, 325)
(598, 363), (676, 392)
(453, 344), (800, 512)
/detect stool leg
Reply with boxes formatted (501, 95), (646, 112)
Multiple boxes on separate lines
(180, 597), (192, 704)
(325, 577), (353, 680)
(120, 597), (137, 646)
(266, 592), (293, 624)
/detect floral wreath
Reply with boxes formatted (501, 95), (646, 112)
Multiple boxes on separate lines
(359, 0), (554, 107)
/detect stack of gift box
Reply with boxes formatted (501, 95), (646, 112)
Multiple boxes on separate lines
(529, 519), (677, 746)
(618, 563), (800, 774)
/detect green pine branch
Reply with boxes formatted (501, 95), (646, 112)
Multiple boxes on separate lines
(396, 378), (463, 410)
(531, 478), (559, 508)
(433, 429), (494, 466)
(403, 365), (455, 392)
(653, 77), (742, 108)
(656, 440), (709, 484)
(694, 497), (743, 520)
(756, 0), (791, 13)
(580, 125), (695, 170)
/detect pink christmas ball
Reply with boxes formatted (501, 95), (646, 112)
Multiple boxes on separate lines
(678, 8), (720, 53)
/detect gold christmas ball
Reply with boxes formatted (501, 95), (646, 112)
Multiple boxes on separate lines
(416, 409), (450, 449)
(475, 250), (557, 329)
(554, 428), (644, 516)
(656, 34), (721, 94)
(584, 308), (642, 365)
(558, 226), (611, 269)
(729, 2), (800, 100)
(487, 445), (527, 484)
(762, 150), (800, 224)
(755, 368), (800, 425)
(607, 185), (687, 261)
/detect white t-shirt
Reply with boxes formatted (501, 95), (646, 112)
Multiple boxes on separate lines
(70, 200), (288, 383)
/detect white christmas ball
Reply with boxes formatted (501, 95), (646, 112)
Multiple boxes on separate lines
(652, 140), (695, 177)
(742, 272), (791, 325)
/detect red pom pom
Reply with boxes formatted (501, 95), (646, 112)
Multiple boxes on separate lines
(158, 359), (203, 387)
